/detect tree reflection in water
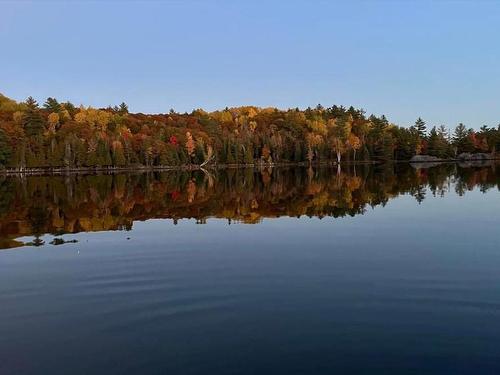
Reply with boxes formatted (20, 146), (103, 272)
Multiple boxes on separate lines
(0, 163), (498, 249)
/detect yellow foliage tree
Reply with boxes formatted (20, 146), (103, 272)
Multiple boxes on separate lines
(47, 112), (60, 133)
(348, 133), (361, 160)
(13, 111), (23, 125)
(185, 131), (195, 160)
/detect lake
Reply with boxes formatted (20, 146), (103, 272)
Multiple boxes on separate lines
(1, 163), (499, 374)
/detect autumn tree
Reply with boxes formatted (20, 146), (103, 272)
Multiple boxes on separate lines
(47, 112), (60, 133)
(185, 131), (195, 162)
(348, 133), (361, 161)
(329, 116), (351, 163)
(0, 93), (23, 112)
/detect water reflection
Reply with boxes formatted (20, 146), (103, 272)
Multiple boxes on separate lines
(0, 163), (498, 249)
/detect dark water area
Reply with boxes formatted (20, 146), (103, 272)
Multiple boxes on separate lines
(1, 164), (499, 374)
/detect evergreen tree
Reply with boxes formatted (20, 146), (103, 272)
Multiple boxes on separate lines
(414, 117), (427, 138)
(62, 101), (77, 117)
(43, 97), (62, 113)
(427, 127), (447, 158)
(0, 128), (12, 167)
(381, 133), (395, 160)
(23, 107), (45, 137)
(367, 115), (388, 159)
(392, 127), (419, 160)
(119, 102), (129, 114)
(25, 96), (38, 110)
(453, 123), (474, 154)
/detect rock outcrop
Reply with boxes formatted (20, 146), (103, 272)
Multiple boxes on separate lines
(409, 155), (443, 163)
(457, 153), (492, 161)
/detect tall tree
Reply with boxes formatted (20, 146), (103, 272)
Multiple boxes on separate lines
(118, 102), (129, 114)
(185, 132), (195, 162)
(43, 97), (62, 113)
(329, 117), (351, 163)
(0, 128), (12, 166)
(23, 102), (45, 138)
(453, 123), (474, 154)
(25, 96), (38, 110)
(427, 126), (449, 158)
(414, 117), (427, 138)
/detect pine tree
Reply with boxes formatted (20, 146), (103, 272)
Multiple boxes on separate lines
(43, 97), (62, 113)
(25, 96), (38, 110)
(0, 128), (12, 167)
(453, 123), (474, 154)
(62, 101), (77, 117)
(414, 117), (427, 138)
(427, 127), (441, 157)
(23, 102), (45, 138)
(118, 102), (129, 114)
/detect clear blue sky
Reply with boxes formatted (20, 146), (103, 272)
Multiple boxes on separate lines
(1, 1), (499, 129)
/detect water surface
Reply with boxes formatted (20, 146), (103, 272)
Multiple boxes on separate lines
(1, 164), (499, 374)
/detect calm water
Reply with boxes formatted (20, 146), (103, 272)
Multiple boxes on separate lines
(1, 164), (499, 374)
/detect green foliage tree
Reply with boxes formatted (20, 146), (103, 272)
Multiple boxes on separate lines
(0, 128), (12, 166)
(23, 107), (45, 138)
(43, 97), (62, 113)
(427, 126), (449, 158)
(119, 102), (129, 114)
(453, 123), (474, 154)
(414, 117), (427, 138)
(25, 96), (38, 110)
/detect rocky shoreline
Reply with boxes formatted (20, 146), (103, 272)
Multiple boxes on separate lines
(409, 153), (498, 163)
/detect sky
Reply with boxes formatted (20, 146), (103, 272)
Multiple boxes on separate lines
(1, 0), (499, 129)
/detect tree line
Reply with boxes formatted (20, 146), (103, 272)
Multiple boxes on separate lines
(0, 93), (499, 169)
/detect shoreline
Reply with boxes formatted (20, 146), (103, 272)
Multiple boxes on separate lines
(0, 160), (379, 176)
(0, 158), (498, 176)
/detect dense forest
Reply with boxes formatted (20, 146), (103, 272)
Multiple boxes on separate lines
(0, 164), (498, 248)
(0, 93), (499, 170)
